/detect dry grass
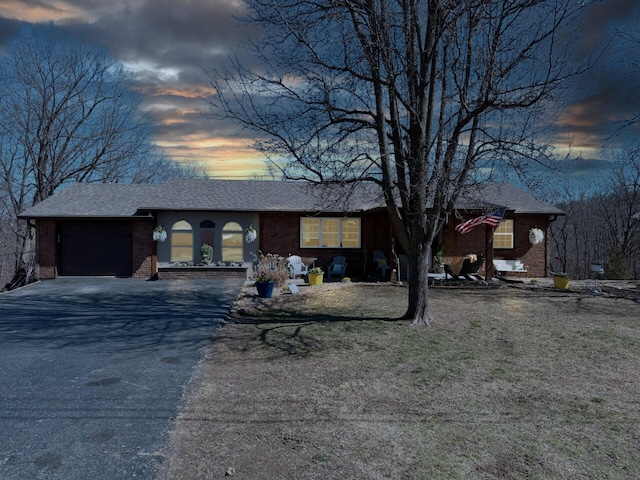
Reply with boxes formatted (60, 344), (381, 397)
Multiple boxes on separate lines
(158, 282), (640, 479)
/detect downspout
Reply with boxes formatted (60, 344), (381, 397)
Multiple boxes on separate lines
(152, 212), (158, 279)
(547, 215), (558, 277)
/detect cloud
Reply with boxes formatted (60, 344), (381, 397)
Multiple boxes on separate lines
(551, 0), (640, 152)
(2, 0), (640, 180)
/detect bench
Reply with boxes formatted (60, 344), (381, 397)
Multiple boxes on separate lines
(493, 259), (526, 275)
(441, 255), (486, 282)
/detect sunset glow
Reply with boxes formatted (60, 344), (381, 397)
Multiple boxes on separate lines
(1, 1), (639, 180)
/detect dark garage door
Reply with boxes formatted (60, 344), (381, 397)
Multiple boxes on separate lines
(60, 221), (133, 276)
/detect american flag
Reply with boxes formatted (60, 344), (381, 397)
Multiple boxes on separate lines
(455, 207), (506, 235)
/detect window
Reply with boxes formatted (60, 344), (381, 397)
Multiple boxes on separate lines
(222, 222), (244, 261)
(494, 219), (514, 249)
(300, 217), (361, 248)
(171, 220), (193, 261)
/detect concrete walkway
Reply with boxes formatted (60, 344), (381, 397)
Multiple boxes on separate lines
(0, 277), (243, 480)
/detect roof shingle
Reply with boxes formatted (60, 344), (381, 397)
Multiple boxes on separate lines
(19, 179), (563, 219)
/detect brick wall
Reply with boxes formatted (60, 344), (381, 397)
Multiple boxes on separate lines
(37, 219), (57, 279)
(504, 215), (551, 278)
(132, 219), (154, 278)
(259, 210), (392, 278)
(257, 210), (553, 278)
(158, 266), (249, 280)
(448, 213), (552, 278)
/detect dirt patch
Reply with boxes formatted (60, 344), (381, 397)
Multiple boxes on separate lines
(158, 281), (640, 479)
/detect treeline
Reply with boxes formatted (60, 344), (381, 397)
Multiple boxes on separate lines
(0, 26), (205, 287)
(547, 149), (640, 280)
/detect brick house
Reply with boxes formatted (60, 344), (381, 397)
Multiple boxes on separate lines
(19, 179), (563, 280)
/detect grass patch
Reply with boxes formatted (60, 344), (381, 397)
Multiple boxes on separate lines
(160, 284), (640, 479)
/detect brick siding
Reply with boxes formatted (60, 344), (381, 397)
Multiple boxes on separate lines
(259, 210), (392, 278)
(37, 219), (57, 279)
(446, 214), (552, 278)
(132, 219), (154, 278)
(158, 266), (249, 280)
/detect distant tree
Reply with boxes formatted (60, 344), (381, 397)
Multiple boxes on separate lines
(594, 146), (640, 278)
(0, 25), (202, 282)
(547, 187), (606, 279)
(616, 12), (640, 129)
(208, 0), (592, 324)
(547, 145), (640, 280)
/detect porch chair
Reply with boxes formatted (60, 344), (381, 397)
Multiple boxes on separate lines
(287, 255), (308, 280)
(372, 250), (390, 278)
(445, 254), (485, 281)
(328, 255), (347, 280)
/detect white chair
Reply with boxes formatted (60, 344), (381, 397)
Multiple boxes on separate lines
(373, 250), (390, 278)
(328, 255), (347, 279)
(287, 255), (308, 279)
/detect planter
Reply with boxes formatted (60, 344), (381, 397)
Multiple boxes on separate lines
(255, 280), (275, 298)
(553, 275), (570, 290)
(529, 228), (544, 245)
(435, 264), (445, 274)
(308, 273), (324, 285)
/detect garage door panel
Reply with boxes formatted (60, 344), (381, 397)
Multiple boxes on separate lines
(60, 222), (132, 276)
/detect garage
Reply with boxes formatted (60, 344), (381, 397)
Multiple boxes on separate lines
(59, 221), (133, 276)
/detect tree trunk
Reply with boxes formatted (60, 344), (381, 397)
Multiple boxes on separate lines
(406, 243), (435, 326)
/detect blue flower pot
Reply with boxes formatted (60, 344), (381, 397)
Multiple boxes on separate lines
(255, 281), (274, 298)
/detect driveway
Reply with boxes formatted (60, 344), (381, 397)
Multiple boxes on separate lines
(0, 277), (243, 480)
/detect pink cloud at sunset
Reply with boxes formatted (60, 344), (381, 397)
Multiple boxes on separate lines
(1, 0), (639, 179)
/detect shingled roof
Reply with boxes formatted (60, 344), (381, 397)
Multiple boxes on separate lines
(18, 179), (384, 219)
(458, 183), (565, 215)
(19, 179), (563, 219)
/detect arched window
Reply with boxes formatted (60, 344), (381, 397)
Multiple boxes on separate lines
(171, 220), (193, 262)
(222, 222), (243, 262)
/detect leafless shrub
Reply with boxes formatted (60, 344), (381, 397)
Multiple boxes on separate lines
(252, 251), (290, 287)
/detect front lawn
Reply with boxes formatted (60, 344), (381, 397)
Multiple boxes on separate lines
(159, 284), (640, 479)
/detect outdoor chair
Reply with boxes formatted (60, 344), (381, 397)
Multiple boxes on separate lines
(373, 250), (390, 278)
(445, 254), (485, 281)
(328, 255), (347, 279)
(287, 255), (308, 280)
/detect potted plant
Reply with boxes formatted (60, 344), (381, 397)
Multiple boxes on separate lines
(552, 272), (570, 290)
(255, 272), (275, 298)
(433, 249), (444, 274)
(529, 227), (544, 245)
(308, 267), (324, 285)
(252, 251), (289, 298)
(201, 243), (213, 264)
(152, 225), (167, 242)
(245, 225), (257, 243)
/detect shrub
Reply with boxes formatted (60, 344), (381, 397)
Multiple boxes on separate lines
(253, 251), (289, 287)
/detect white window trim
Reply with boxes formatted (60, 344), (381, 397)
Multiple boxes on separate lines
(300, 217), (361, 249)
(221, 221), (244, 262)
(170, 220), (194, 262)
(494, 219), (514, 249)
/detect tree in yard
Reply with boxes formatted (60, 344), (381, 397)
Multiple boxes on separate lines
(208, 0), (592, 325)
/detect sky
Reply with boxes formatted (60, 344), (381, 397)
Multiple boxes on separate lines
(0, 0), (639, 180)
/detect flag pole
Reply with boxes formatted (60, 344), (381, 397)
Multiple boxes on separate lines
(485, 225), (494, 282)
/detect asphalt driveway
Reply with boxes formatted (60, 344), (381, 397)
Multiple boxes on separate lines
(0, 277), (244, 480)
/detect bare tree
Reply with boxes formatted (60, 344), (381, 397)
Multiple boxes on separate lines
(209, 0), (592, 325)
(546, 144), (640, 281)
(547, 186), (605, 279)
(0, 25), (203, 282)
(594, 146), (640, 278)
